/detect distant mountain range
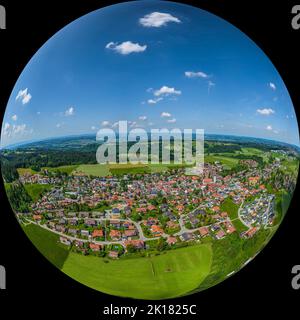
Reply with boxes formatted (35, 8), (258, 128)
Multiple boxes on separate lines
(2, 133), (300, 154)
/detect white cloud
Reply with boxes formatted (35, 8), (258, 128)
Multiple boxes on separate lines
(37, 111), (41, 115)
(185, 71), (208, 78)
(273, 130), (279, 134)
(139, 12), (181, 28)
(91, 126), (97, 130)
(65, 107), (75, 116)
(105, 41), (147, 55)
(208, 80), (215, 93)
(269, 82), (276, 90)
(56, 123), (63, 128)
(266, 125), (272, 131)
(16, 88), (32, 105)
(11, 114), (17, 121)
(161, 112), (171, 118)
(111, 121), (119, 128)
(167, 118), (176, 123)
(3, 123), (11, 136)
(3, 122), (30, 137)
(147, 97), (162, 104)
(257, 108), (275, 116)
(101, 121), (110, 127)
(139, 116), (147, 121)
(154, 86), (181, 97)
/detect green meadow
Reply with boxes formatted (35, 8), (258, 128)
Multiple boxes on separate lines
(62, 244), (212, 300)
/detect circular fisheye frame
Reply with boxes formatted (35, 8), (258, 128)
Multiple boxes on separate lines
(1, 1), (299, 299)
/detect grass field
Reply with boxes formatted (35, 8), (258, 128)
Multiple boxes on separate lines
(220, 198), (248, 233)
(205, 155), (239, 169)
(62, 244), (212, 299)
(17, 168), (37, 175)
(73, 164), (110, 177)
(24, 183), (52, 202)
(43, 165), (78, 175)
(22, 224), (70, 269)
(72, 163), (192, 177)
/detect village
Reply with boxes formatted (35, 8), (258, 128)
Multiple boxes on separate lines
(17, 159), (279, 259)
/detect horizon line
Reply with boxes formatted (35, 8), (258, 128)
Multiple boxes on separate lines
(1, 131), (299, 150)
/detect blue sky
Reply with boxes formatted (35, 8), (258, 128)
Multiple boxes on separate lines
(1, 0), (299, 147)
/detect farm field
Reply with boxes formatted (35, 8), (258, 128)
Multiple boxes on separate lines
(42, 165), (79, 175)
(205, 155), (239, 169)
(62, 244), (212, 300)
(24, 183), (52, 202)
(22, 224), (70, 269)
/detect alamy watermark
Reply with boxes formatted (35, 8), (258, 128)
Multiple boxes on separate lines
(291, 265), (300, 290)
(0, 265), (5, 289)
(292, 5), (300, 30)
(0, 5), (6, 30)
(96, 121), (204, 171)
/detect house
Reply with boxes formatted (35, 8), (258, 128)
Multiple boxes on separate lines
(69, 218), (78, 226)
(226, 225), (236, 234)
(33, 215), (42, 221)
(110, 220), (121, 228)
(85, 219), (97, 227)
(166, 221), (179, 229)
(55, 225), (66, 233)
(212, 206), (220, 212)
(203, 178), (213, 184)
(124, 229), (137, 237)
(124, 240), (144, 249)
(60, 236), (71, 246)
(180, 232), (194, 242)
(108, 251), (119, 259)
(248, 176), (260, 185)
(92, 229), (103, 238)
(89, 243), (101, 252)
(81, 230), (90, 237)
(167, 236), (177, 245)
(216, 229), (226, 239)
(150, 225), (164, 236)
(68, 228), (79, 236)
(199, 226), (209, 237)
(243, 227), (258, 238)
(110, 229), (121, 240)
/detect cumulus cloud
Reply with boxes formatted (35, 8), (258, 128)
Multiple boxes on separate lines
(257, 108), (275, 116)
(269, 82), (276, 90)
(185, 71), (208, 78)
(11, 114), (17, 121)
(139, 12), (181, 27)
(16, 88), (32, 105)
(139, 116), (147, 121)
(2, 122), (31, 137)
(147, 97), (162, 104)
(65, 107), (75, 116)
(161, 112), (171, 118)
(101, 121), (110, 127)
(266, 125), (273, 131)
(105, 41), (147, 55)
(167, 118), (176, 123)
(154, 86), (181, 97)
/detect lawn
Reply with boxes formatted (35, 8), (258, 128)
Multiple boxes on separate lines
(17, 168), (37, 175)
(22, 224), (70, 269)
(24, 183), (52, 202)
(220, 198), (248, 233)
(73, 164), (110, 177)
(205, 155), (239, 169)
(43, 165), (78, 175)
(62, 244), (212, 300)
